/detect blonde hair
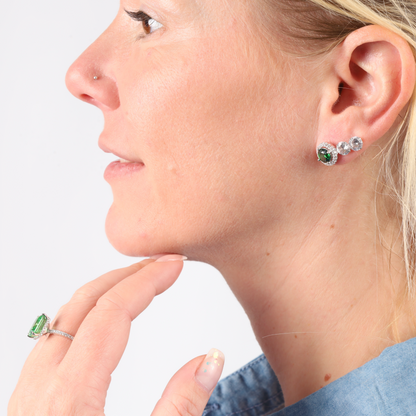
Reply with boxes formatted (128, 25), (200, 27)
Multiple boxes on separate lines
(253, 0), (416, 305)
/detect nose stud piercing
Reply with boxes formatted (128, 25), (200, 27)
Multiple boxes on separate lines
(93, 76), (98, 80)
(317, 137), (363, 166)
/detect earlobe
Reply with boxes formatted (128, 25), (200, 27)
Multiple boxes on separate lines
(317, 25), (416, 166)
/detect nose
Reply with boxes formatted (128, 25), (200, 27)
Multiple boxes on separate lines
(65, 36), (120, 111)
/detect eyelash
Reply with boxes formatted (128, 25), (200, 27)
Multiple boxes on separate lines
(125, 10), (164, 38)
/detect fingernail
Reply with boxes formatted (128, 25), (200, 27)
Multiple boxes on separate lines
(195, 348), (225, 392)
(155, 254), (188, 262)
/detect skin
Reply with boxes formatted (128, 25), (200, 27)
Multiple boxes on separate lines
(9, 0), (416, 413)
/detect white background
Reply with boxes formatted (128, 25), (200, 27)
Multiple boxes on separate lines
(0, 1), (262, 414)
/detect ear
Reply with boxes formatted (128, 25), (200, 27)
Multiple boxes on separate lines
(317, 25), (415, 165)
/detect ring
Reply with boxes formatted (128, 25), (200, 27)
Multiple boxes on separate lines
(28, 313), (74, 341)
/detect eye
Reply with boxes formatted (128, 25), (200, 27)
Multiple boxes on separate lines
(125, 9), (164, 38)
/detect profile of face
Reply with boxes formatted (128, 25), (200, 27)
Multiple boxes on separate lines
(66, 0), (320, 260)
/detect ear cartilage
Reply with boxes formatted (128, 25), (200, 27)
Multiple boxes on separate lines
(317, 137), (363, 166)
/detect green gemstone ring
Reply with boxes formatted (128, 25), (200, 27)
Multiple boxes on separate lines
(28, 314), (74, 341)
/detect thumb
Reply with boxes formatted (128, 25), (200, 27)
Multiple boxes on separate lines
(151, 349), (225, 416)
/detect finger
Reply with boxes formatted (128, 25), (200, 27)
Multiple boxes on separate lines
(52, 259), (156, 331)
(58, 259), (184, 388)
(152, 349), (225, 416)
(27, 259), (156, 367)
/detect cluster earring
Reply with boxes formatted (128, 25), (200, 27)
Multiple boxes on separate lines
(317, 137), (363, 166)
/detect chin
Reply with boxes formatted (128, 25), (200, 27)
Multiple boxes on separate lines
(104, 205), (178, 258)
(105, 213), (149, 257)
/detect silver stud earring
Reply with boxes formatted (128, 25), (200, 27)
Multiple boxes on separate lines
(317, 137), (363, 166)
(93, 76), (98, 80)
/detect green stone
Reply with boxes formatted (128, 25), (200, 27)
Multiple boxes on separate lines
(28, 314), (47, 338)
(318, 149), (332, 163)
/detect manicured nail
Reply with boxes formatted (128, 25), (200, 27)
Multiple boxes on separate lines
(155, 254), (188, 262)
(195, 348), (225, 392)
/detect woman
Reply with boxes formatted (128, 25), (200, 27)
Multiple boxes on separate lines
(8, 0), (416, 414)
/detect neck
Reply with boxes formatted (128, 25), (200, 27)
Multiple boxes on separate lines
(196, 162), (412, 407)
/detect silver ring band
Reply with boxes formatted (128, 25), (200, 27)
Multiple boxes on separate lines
(47, 328), (74, 341)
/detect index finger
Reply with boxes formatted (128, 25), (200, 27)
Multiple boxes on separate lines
(26, 259), (156, 366)
(58, 259), (184, 389)
(52, 259), (156, 333)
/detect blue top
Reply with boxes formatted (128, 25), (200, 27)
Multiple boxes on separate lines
(203, 337), (416, 416)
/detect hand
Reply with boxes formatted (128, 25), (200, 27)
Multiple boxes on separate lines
(8, 256), (225, 416)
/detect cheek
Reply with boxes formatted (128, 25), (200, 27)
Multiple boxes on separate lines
(121, 39), (265, 153)
(106, 37), (299, 256)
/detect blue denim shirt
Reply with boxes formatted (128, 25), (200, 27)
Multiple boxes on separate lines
(204, 337), (416, 416)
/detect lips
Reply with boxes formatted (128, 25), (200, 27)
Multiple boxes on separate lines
(104, 159), (145, 182)
(99, 142), (144, 164)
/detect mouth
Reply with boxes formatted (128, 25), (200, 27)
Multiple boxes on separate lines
(104, 159), (145, 182)
(112, 154), (144, 165)
(99, 142), (144, 165)
(99, 142), (145, 182)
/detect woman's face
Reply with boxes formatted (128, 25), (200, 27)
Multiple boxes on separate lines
(66, 0), (318, 259)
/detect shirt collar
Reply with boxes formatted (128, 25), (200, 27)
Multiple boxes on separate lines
(205, 337), (416, 416)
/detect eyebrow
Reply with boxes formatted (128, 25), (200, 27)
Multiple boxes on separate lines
(153, 0), (204, 16)
(150, 0), (185, 12)
(142, 0), (203, 20)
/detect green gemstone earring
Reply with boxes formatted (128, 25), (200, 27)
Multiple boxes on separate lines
(317, 142), (338, 166)
(317, 137), (363, 166)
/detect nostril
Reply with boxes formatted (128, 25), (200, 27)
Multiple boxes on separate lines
(80, 93), (94, 103)
(65, 66), (120, 110)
